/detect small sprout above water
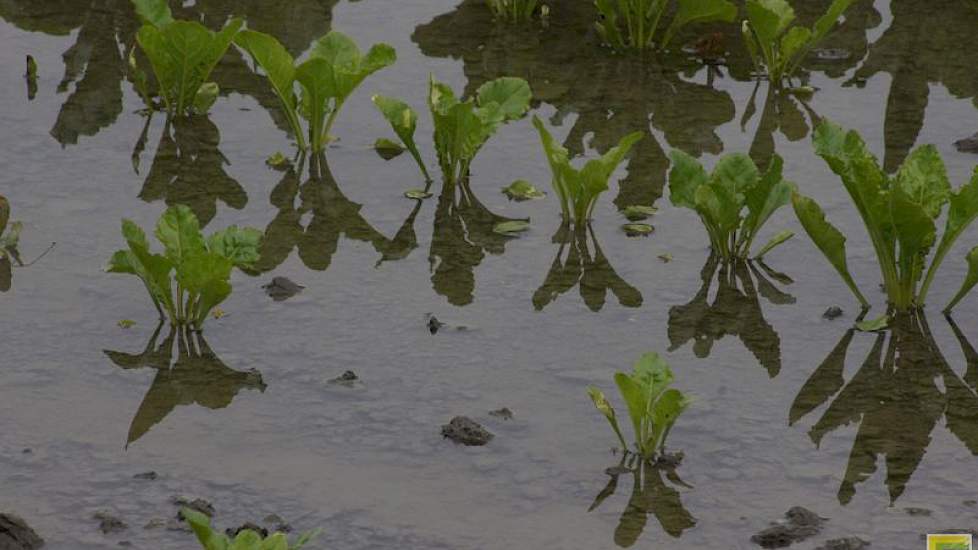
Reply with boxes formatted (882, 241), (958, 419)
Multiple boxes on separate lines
(855, 315), (890, 332)
(587, 352), (690, 460)
(265, 152), (290, 170)
(373, 138), (405, 160)
(404, 189), (433, 200)
(118, 319), (136, 329)
(622, 205), (657, 222)
(502, 180), (545, 201)
(493, 219), (531, 236)
(211, 308), (226, 320)
(622, 223), (654, 237)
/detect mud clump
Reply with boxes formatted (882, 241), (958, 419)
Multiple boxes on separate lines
(815, 537), (870, 550)
(488, 407), (514, 420)
(0, 512), (44, 549)
(93, 511), (127, 535)
(133, 471), (157, 481)
(823, 306), (844, 320)
(262, 277), (304, 301)
(328, 370), (358, 386)
(172, 496), (215, 519)
(226, 522), (268, 538)
(441, 416), (494, 446)
(751, 506), (826, 548)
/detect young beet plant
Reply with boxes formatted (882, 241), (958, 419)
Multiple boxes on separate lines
(532, 115), (642, 224)
(595, 0), (736, 51)
(486, 0), (538, 22)
(183, 507), (319, 550)
(793, 120), (978, 313)
(588, 353), (690, 460)
(668, 151), (796, 261)
(107, 205), (262, 330)
(235, 29), (395, 153)
(372, 76), (531, 185)
(742, 0), (855, 86)
(131, 0), (241, 117)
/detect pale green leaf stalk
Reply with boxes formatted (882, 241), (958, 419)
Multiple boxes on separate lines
(107, 206), (262, 330)
(796, 120), (978, 312)
(668, 150), (795, 261)
(742, 0), (855, 86)
(595, 0), (736, 52)
(236, 29), (396, 153)
(589, 353), (690, 459)
(945, 246), (978, 313)
(533, 115), (641, 224)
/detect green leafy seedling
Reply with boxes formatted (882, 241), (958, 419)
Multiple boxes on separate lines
(742, 0), (856, 86)
(182, 507), (320, 550)
(502, 180), (545, 201)
(668, 151), (796, 261)
(131, 0), (241, 117)
(793, 120), (978, 312)
(533, 115), (642, 224)
(107, 205), (262, 330)
(595, 0), (736, 51)
(235, 29), (396, 152)
(588, 352), (690, 459)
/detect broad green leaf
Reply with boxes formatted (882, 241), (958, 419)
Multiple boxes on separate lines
(894, 145), (951, 219)
(493, 220), (531, 236)
(746, 0), (796, 44)
(891, 188), (937, 293)
(754, 229), (794, 260)
(614, 372), (647, 451)
(743, 154), (794, 241)
(711, 153), (758, 196)
(155, 205), (206, 267)
(427, 76), (458, 116)
(779, 25), (812, 69)
(107, 250), (136, 274)
(371, 94), (428, 179)
(176, 251), (232, 294)
(476, 77), (531, 122)
(122, 218), (151, 251)
(579, 131), (643, 199)
(855, 314), (890, 332)
(812, 0), (857, 41)
(130, 0), (173, 28)
(632, 352), (674, 400)
(183, 507), (229, 550)
(812, 120), (889, 227)
(308, 32), (396, 101)
(207, 226), (262, 267)
(663, 0), (737, 47)
(668, 150), (709, 210)
(502, 180), (545, 201)
(234, 30), (296, 111)
(649, 388), (690, 450)
(792, 192), (868, 307)
(923, 169), (978, 302)
(695, 180), (742, 236)
(295, 57), (332, 126)
(373, 138), (405, 160)
(195, 278), (232, 325)
(946, 246), (978, 313)
(193, 82), (219, 114)
(259, 534), (290, 550)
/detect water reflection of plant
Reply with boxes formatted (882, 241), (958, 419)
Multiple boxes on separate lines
(588, 454), (696, 547)
(104, 322), (266, 447)
(790, 312), (978, 504)
(533, 222), (642, 311)
(668, 254), (791, 377)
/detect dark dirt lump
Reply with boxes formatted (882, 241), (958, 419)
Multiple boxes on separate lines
(441, 416), (494, 446)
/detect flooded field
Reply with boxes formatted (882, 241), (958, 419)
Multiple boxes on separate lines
(2, 1), (978, 548)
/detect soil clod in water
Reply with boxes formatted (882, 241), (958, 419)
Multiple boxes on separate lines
(751, 506), (826, 548)
(0, 513), (44, 549)
(488, 407), (514, 420)
(823, 306), (844, 320)
(262, 277), (304, 301)
(441, 416), (493, 446)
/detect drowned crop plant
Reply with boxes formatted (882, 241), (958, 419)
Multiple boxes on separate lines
(107, 205), (262, 330)
(742, 0), (856, 87)
(235, 29), (396, 152)
(588, 352), (691, 459)
(594, 0), (737, 52)
(793, 120), (978, 313)
(668, 151), (796, 261)
(532, 115), (642, 224)
(372, 76), (532, 185)
(130, 0), (241, 117)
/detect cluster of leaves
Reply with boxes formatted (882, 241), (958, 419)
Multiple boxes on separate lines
(533, 115), (642, 223)
(486, 0), (538, 22)
(107, 205), (262, 330)
(742, 0), (856, 86)
(235, 29), (396, 152)
(594, 0), (736, 51)
(131, 0), (241, 117)
(588, 353), (691, 459)
(372, 76), (531, 185)
(793, 120), (978, 312)
(183, 507), (319, 550)
(668, 151), (796, 261)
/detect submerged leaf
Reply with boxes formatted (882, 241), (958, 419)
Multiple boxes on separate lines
(493, 220), (531, 236)
(622, 205), (658, 221)
(404, 189), (432, 200)
(265, 152), (290, 169)
(502, 180), (545, 201)
(855, 315), (890, 332)
(374, 138), (405, 160)
(623, 223), (654, 237)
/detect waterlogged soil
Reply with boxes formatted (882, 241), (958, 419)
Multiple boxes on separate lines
(3, 1), (978, 548)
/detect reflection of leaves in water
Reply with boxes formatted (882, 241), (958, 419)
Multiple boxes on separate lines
(139, 116), (246, 226)
(429, 179), (524, 306)
(532, 223), (642, 312)
(790, 312), (978, 504)
(104, 323), (266, 447)
(742, 85), (818, 171)
(0, 0), (340, 145)
(852, 0), (978, 172)
(668, 256), (789, 377)
(248, 155), (402, 274)
(412, 0), (734, 210)
(588, 457), (696, 547)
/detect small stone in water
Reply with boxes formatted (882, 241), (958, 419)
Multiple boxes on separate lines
(441, 416), (493, 446)
(823, 306), (844, 320)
